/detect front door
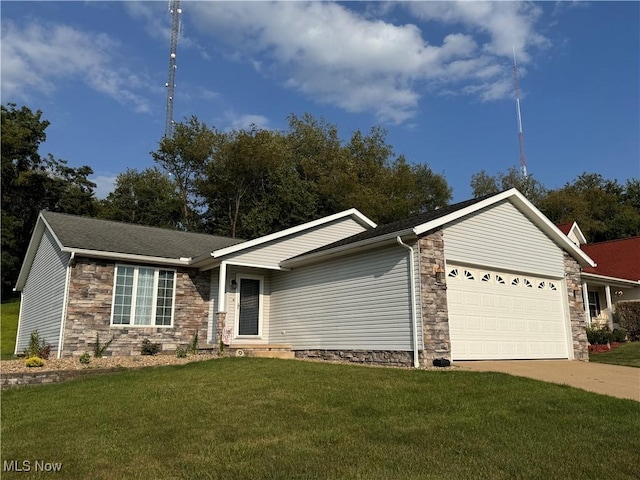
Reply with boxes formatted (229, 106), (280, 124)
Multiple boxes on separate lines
(237, 277), (261, 336)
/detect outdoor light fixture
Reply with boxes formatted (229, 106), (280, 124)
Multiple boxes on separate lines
(434, 265), (445, 285)
(614, 290), (624, 297)
(230, 279), (238, 290)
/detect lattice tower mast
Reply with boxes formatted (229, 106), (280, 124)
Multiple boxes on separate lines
(512, 47), (528, 178)
(165, 0), (181, 138)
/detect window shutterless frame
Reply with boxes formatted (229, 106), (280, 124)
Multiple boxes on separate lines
(110, 264), (177, 328)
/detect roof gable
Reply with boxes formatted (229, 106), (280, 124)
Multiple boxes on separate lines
(15, 212), (244, 290)
(284, 189), (595, 268)
(582, 236), (640, 282)
(557, 222), (587, 246)
(190, 208), (376, 267)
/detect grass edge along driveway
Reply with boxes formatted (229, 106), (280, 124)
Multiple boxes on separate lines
(2, 358), (639, 480)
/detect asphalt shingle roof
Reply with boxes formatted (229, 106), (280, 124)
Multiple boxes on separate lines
(582, 236), (640, 282)
(42, 211), (244, 260)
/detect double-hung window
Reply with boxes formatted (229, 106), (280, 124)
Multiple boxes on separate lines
(587, 291), (601, 318)
(111, 265), (176, 327)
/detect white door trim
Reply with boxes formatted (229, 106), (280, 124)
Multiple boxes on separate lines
(234, 273), (264, 339)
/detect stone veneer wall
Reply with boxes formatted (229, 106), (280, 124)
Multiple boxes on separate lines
(62, 258), (210, 357)
(564, 253), (589, 361)
(294, 350), (413, 366)
(418, 230), (451, 364)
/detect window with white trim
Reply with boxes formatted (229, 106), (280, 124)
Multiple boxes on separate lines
(588, 291), (601, 318)
(112, 265), (176, 327)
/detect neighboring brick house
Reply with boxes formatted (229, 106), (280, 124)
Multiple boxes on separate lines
(15, 189), (595, 365)
(558, 223), (640, 328)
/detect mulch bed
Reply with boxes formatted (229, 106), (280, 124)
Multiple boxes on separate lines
(588, 342), (624, 354)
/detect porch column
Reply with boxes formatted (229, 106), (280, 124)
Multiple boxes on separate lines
(582, 281), (591, 326)
(215, 262), (228, 347)
(605, 285), (613, 330)
(218, 261), (227, 313)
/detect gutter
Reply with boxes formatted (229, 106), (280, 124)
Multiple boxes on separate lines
(57, 252), (75, 359)
(396, 237), (420, 368)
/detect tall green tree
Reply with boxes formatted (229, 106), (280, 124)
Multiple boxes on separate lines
(151, 116), (214, 231)
(1, 103), (96, 298)
(99, 168), (183, 229)
(153, 113), (452, 240)
(470, 166), (546, 204)
(539, 173), (640, 242)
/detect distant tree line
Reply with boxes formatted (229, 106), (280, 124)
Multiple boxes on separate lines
(2, 103), (639, 299)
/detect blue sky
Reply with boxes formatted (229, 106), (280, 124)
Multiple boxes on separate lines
(2, 1), (638, 202)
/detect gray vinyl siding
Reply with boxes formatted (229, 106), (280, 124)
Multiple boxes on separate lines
(224, 218), (368, 268)
(16, 229), (70, 354)
(269, 243), (421, 351)
(443, 200), (565, 278)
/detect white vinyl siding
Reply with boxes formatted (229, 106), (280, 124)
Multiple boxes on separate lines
(224, 217), (368, 268)
(269, 243), (421, 351)
(222, 265), (271, 345)
(15, 229), (70, 354)
(443, 200), (565, 278)
(110, 265), (176, 327)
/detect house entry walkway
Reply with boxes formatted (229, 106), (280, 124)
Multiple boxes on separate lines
(456, 360), (639, 402)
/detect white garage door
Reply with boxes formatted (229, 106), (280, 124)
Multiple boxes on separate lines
(446, 264), (569, 360)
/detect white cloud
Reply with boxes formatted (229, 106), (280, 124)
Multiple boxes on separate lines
(186, 1), (549, 124)
(405, 1), (549, 62)
(91, 174), (118, 199)
(1, 20), (152, 113)
(224, 112), (271, 131)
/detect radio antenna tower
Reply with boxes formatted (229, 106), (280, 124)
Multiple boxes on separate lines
(164, 0), (182, 138)
(512, 47), (528, 178)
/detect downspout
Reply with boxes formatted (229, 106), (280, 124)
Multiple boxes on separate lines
(57, 252), (75, 359)
(397, 237), (420, 368)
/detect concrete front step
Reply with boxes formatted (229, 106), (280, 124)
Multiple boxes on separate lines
(229, 344), (294, 359)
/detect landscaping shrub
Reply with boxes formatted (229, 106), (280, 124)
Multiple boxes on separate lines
(79, 352), (91, 364)
(140, 339), (161, 356)
(188, 330), (199, 355)
(611, 328), (627, 343)
(586, 325), (613, 345)
(92, 332), (113, 358)
(176, 347), (187, 358)
(23, 330), (51, 359)
(25, 356), (44, 368)
(615, 302), (640, 341)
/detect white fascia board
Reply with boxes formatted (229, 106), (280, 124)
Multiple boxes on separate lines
(582, 272), (640, 288)
(281, 229), (415, 268)
(412, 188), (596, 268)
(505, 190), (596, 268)
(226, 260), (290, 271)
(59, 248), (192, 267)
(212, 208), (376, 259)
(14, 213), (60, 291)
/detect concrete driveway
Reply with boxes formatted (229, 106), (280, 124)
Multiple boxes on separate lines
(455, 360), (640, 401)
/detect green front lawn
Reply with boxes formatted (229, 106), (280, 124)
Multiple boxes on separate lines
(2, 358), (638, 479)
(589, 341), (640, 368)
(0, 300), (19, 360)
